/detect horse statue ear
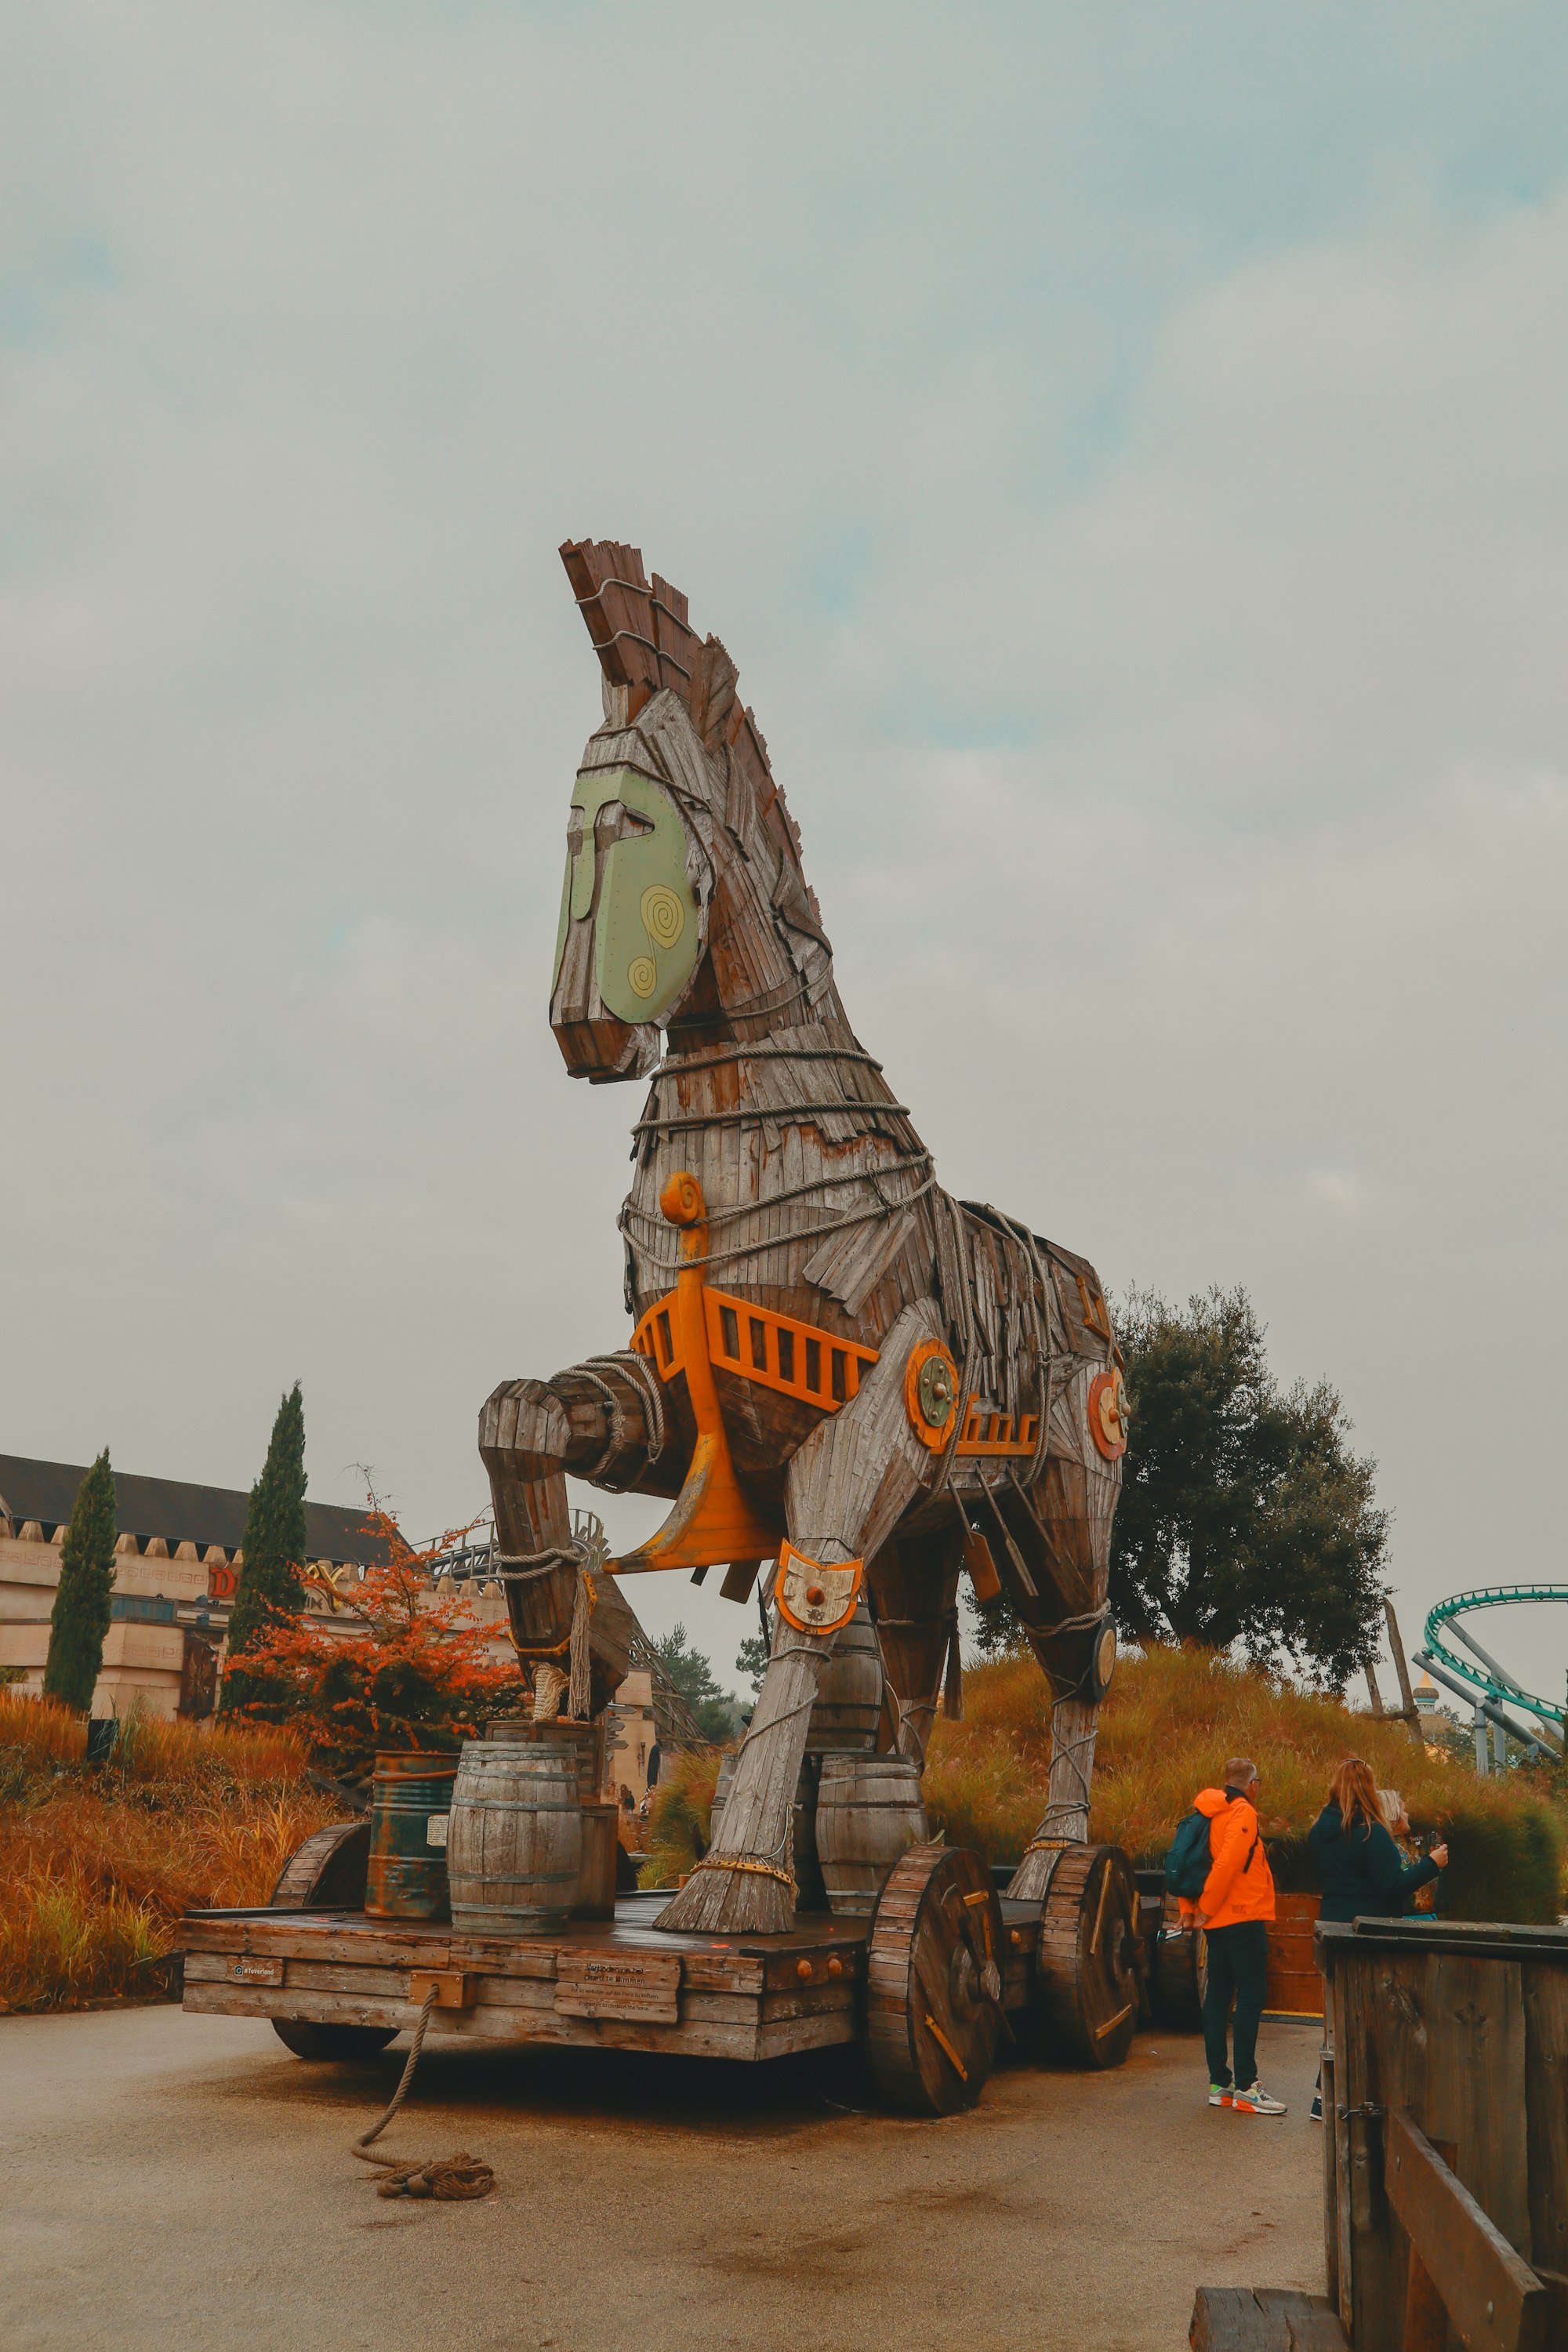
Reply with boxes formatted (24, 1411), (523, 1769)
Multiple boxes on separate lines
(689, 637), (740, 756)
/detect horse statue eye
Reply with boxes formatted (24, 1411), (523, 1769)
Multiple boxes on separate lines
(596, 800), (655, 846)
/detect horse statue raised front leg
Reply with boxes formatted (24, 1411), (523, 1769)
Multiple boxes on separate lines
(480, 539), (1131, 1998)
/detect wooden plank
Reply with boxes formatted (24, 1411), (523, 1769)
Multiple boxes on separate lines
(555, 1951), (681, 2024)
(1522, 1968), (1568, 2285)
(1384, 2107), (1549, 2352)
(184, 1979), (766, 2060)
(1189, 2288), (1348, 2352)
(1189, 2286), (1289, 2350)
(1425, 1953), (1531, 2259)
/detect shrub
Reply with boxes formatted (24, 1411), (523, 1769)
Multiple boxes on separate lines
(0, 1692), (335, 2011)
(924, 1644), (1566, 1923)
(637, 1748), (724, 1890)
(223, 1508), (524, 1777)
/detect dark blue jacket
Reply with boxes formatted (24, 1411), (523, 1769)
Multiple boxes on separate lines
(1308, 1799), (1439, 1923)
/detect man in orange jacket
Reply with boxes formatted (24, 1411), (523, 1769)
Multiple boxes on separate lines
(1190, 1758), (1286, 2115)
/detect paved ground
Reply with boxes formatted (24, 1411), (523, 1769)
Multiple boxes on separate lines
(3, 2005), (1323, 2352)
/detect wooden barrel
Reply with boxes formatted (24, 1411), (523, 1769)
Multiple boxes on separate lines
(447, 1741), (582, 1933)
(365, 1752), (458, 1922)
(1266, 1893), (1323, 2016)
(804, 1606), (884, 1755)
(487, 1717), (604, 1802)
(711, 1757), (827, 1910)
(815, 1756), (927, 1916)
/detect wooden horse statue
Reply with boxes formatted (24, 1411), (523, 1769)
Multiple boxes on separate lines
(480, 539), (1129, 1945)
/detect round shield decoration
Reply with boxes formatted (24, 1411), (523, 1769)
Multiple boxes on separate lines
(1088, 1367), (1130, 1461)
(905, 1338), (960, 1453)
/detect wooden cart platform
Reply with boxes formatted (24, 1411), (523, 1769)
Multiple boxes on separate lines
(181, 1889), (1044, 2067)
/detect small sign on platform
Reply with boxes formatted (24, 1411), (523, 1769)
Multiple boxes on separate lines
(554, 1952), (681, 2024)
(228, 1956), (285, 1986)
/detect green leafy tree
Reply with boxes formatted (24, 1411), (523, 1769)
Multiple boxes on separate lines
(222, 1383), (309, 1710)
(655, 1622), (745, 1743)
(42, 1449), (118, 1713)
(975, 1286), (1389, 1690)
(735, 1632), (769, 1694)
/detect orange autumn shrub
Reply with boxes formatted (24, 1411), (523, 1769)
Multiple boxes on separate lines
(224, 1507), (524, 1777)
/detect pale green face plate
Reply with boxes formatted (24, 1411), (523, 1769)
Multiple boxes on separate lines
(554, 767), (702, 1024)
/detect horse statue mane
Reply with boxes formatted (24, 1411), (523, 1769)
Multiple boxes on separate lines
(480, 539), (1128, 1942)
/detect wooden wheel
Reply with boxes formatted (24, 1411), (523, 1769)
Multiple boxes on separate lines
(1035, 1844), (1140, 2069)
(269, 1819), (371, 1911)
(267, 1822), (389, 2058)
(1152, 1924), (1206, 2031)
(865, 1844), (1006, 2116)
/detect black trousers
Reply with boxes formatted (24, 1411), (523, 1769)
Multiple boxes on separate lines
(1202, 1920), (1269, 2091)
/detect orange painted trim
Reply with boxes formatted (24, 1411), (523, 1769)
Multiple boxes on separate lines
(775, 1538), (865, 1635)
(955, 1398), (1040, 1459)
(631, 1287), (880, 1417)
(608, 1174), (780, 1575)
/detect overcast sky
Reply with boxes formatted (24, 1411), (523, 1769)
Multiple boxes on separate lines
(5, 6), (1565, 1712)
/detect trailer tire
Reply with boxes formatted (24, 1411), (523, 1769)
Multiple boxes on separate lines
(271, 2019), (399, 2062)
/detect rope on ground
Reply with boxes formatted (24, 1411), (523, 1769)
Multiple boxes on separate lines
(349, 1987), (495, 2202)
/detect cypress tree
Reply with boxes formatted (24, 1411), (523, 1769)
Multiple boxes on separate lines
(43, 1449), (118, 1714)
(223, 1384), (309, 1700)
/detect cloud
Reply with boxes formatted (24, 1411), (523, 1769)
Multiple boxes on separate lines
(2, 7), (1566, 1692)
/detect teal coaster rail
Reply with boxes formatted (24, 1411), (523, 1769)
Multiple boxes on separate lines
(1419, 1583), (1568, 1740)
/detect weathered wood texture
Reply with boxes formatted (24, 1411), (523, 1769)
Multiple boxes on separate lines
(1319, 1918), (1568, 2352)
(1189, 2288), (1348, 2352)
(447, 1744), (581, 1933)
(269, 1819), (370, 1910)
(180, 1896), (866, 2065)
(864, 1844), (1005, 2116)
(815, 1755), (927, 1916)
(479, 538), (1124, 1934)
(655, 1301), (941, 1934)
(1033, 1843), (1142, 2068)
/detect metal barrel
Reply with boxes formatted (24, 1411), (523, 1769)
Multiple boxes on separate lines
(364, 1751), (459, 1922)
(447, 1741), (583, 1935)
(815, 1755), (927, 1916)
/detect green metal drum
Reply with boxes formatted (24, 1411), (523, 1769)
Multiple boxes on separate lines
(365, 1751), (459, 1921)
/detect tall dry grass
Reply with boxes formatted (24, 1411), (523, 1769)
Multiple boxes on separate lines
(0, 1693), (336, 2011)
(637, 1747), (724, 1889)
(924, 1645), (1566, 1921)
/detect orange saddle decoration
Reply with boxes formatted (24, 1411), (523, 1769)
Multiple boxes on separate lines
(608, 1173), (782, 1576)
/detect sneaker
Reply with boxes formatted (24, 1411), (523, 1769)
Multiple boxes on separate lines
(1309, 2094), (1323, 2122)
(1232, 2083), (1287, 2116)
(1207, 2083), (1233, 2107)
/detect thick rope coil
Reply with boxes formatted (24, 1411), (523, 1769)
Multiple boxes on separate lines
(350, 1987), (495, 2202)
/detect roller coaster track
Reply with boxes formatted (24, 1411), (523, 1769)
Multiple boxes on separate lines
(1417, 1584), (1568, 1751)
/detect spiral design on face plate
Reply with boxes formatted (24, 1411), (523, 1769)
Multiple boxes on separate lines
(641, 884), (684, 948)
(627, 955), (657, 1000)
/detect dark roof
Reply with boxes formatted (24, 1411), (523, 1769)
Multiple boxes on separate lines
(0, 1453), (392, 1565)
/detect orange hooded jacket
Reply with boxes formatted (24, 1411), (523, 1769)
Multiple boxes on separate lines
(1180, 1786), (1276, 1930)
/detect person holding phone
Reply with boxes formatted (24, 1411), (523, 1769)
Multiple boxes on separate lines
(1308, 1756), (1447, 2117)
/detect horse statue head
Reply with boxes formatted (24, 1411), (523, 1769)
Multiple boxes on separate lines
(549, 539), (837, 1081)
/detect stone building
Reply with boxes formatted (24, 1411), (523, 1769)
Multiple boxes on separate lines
(0, 1454), (702, 1783)
(0, 1451), (394, 1719)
